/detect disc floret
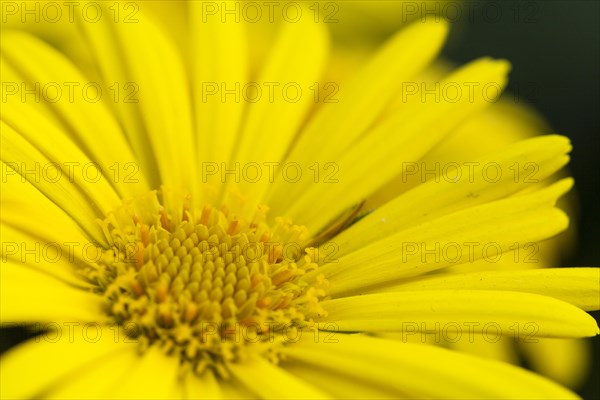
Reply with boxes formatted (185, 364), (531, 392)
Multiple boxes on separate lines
(87, 190), (327, 375)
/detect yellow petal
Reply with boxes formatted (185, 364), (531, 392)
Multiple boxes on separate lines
(0, 161), (103, 261)
(1, 212), (97, 267)
(0, 159), (94, 243)
(0, 30), (149, 200)
(184, 369), (221, 400)
(267, 18), (449, 217)
(230, 12), (329, 216)
(285, 57), (512, 233)
(1, 59), (122, 217)
(376, 267), (600, 311)
(111, 9), (199, 212)
(334, 136), (571, 256)
(420, 98), (552, 164)
(1, 126), (106, 242)
(322, 179), (570, 296)
(228, 355), (332, 399)
(0, 224), (92, 287)
(190, 1), (247, 168)
(283, 334), (579, 399)
(46, 348), (141, 400)
(300, 17), (447, 156)
(74, 5), (159, 187)
(1, 260), (103, 323)
(364, 95), (554, 210)
(219, 380), (257, 400)
(0, 325), (135, 400)
(319, 290), (600, 338)
(282, 360), (403, 399)
(111, 345), (182, 400)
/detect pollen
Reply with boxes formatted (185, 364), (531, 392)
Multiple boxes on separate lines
(86, 190), (328, 375)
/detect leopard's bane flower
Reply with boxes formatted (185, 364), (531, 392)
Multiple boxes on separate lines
(1, 3), (599, 399)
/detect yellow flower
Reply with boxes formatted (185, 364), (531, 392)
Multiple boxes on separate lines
(1, 1), (598, 399)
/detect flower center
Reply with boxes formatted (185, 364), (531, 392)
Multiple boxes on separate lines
(88, 190), (327, 376)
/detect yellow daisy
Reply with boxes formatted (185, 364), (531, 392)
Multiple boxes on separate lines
(1, 2), (599, 399)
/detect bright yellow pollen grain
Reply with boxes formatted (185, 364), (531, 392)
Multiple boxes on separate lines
(88, 191), (328, 376)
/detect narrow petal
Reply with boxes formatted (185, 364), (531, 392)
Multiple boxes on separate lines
(0, 31), (149, 200)
(364, 95), (555, 210)
(219, 380), (257, 400)
(267, 18), (449, 217)
(46, 349), (141, 399)
(190, 1), (247, 168)
(283, 360), (403, 399)
(0, 326), (136, 400)
(228, 355), (331, 399)
(374, 267), (600, 311)
(0, 168), (103, 267)
(0, 60), (122, 217)
(0, 127), (106, 242)
(0, 224), (92, 287)
(334, 135), (572, 256)
(75, 4), (160, 186)
(321, 179), (570, 296)
(184, 370), (221, 400)
(285, 58), (512, 233)
(318, 290), (600, 338)
(282, 334), (580, 399)
(231, 13), (329, 216)
(1, 261), (104, 323)
(1, 211), (97, 267)
(111, 10), (199, 213)
(111, 345), (182, 399)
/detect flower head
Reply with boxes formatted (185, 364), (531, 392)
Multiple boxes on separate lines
(1, 1), (598, 399)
